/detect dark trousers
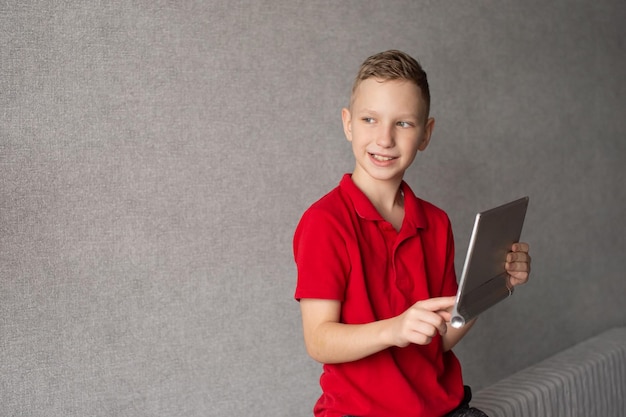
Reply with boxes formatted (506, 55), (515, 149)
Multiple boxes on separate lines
(444, 386), (489, 417)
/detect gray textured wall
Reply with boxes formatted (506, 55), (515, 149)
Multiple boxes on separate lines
(1, 1), (624, 416)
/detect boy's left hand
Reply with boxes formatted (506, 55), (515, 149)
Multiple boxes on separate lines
(505, 242), (531, 288)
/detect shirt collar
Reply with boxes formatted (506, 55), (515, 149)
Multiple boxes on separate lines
(339, 173), (427, 230)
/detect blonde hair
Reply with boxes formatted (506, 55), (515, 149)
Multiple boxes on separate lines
(351, 50), (431, 116)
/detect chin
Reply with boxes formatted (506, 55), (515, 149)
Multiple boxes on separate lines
(368, 169), (405, 182)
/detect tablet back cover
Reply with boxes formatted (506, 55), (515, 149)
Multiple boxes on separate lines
(451, 197), (529, 327)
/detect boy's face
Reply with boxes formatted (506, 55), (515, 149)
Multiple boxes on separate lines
(342, 78), (434, 186)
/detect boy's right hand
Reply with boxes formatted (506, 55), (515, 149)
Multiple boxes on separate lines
(391, 297), (455, 348)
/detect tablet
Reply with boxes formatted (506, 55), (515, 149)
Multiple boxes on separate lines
(450, 196), (529, 328)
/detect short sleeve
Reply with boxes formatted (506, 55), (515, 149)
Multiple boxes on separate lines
(293, 208), (351, 301)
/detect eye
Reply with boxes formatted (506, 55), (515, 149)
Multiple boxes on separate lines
(396, 121), (414, 128)
(362, 117), (375, 124)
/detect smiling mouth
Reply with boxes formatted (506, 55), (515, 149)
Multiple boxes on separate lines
(369, 153), (397, 162)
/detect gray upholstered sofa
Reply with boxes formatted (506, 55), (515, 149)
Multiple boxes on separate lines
(471, 327), (626, 417)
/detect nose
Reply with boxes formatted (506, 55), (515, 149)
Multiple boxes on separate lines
(376, 124), (395, 148)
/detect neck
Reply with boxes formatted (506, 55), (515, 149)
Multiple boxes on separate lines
(350, 171), (404, 215)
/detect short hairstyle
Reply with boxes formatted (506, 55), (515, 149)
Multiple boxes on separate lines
(351, 50), (431, 116)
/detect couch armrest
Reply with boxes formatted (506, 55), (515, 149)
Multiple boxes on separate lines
(471, 327), (626, 417)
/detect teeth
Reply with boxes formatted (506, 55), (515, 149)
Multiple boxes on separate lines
(372, 154), (394, 161)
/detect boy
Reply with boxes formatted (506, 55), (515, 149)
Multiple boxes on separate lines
(293, 50), (531, 417)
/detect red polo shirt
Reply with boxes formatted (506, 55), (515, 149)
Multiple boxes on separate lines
(294, 174), (464, 417)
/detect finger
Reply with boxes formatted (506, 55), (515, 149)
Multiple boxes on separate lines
(506, 251), (530, 263)
(512, 242), (529, 252)
(436, 310), (452, 323)
(508, 268), (529, 284)
(411, 318), (448, 339)
(508, 274), (528, 287)
(415, 296), (456, 312)
(405, 307), (448, 335)
(508, 271), (528, 280)
(506, 261), (530, 272)
(412, 321), (440, 338)
(424, 311), (449, 335)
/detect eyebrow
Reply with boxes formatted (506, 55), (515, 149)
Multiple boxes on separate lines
(359, 109), (420, 120)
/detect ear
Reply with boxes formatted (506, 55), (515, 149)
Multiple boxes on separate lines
(417, 117), (435, 151)
(341, 108), (353, 142)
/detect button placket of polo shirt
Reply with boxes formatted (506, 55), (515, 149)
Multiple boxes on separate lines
(394, 227), (429, 302)
(377, 221), (406, 313)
